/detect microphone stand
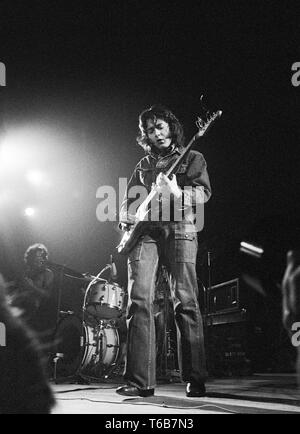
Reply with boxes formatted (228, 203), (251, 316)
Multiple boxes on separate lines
(50, 264), (66, 384)
(203, 250), (214, 376)
(207, 251), (212, 315)
(56, 264), (66, 327)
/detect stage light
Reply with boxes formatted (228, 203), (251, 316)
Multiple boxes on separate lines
(240, 241), (264, 258)
(24, 207), (36, 217)
(26, 170), (45, 186)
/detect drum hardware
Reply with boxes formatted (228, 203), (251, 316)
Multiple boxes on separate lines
(53, 353), (64, 384)
(47, 261), (88, 279)
(82, 264), (111, 316)
(51, 314), (120, 383)
(84, 282), (125, 321)
(59, 310), (75, 316)
(206, 251), (212, 316)
(65, 274), (107, 284)
(52, 351), (90, 385)
(50, 259), (126, 384)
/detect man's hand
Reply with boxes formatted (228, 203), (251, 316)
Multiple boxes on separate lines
(155, 173), (182, 199)
(282, 250), (300, 333)
(119, 222), (133, 231)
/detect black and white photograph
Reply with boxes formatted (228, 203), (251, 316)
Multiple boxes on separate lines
(0, 0), (300, 416)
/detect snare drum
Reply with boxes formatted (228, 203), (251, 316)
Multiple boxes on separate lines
(54, 315), (119, 378)
(85, 282), (125, 319)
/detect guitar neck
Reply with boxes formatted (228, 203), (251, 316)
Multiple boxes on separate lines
(142, 187), (158, 208)
(165, 134), (198, 178)
(165, 110), (222, 178)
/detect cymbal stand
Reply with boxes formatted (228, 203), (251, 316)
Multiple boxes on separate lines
(97, 320), (105, 364)
(207, 251), (212, 314)
(202, 250), (212, 328)
(56, 264), (66, 327)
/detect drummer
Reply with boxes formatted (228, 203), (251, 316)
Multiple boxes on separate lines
(12, 244), (56, 339)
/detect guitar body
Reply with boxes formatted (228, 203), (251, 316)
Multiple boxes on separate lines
(117, 221), (146, 255)
(117, 183), (158, 255)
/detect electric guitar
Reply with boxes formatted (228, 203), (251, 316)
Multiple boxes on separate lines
(117, 109), (222, 255)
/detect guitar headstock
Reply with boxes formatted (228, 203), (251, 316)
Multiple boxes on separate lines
(195, 109), (222, 138)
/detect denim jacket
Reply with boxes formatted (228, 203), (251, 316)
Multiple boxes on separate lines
(120, 145), (212, 230)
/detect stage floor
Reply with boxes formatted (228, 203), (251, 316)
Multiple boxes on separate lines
(51, 374), (300, 414)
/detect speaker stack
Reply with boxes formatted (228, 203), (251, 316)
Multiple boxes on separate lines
(203, 278), (267, 376)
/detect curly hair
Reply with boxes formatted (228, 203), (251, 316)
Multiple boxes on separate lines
(137, 105), (185, 153)
(24, 244), (49, 266)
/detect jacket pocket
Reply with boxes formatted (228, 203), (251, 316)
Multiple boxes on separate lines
(174, 231), (198, 263)
(176, 163), (188, 175)
(127, 235), (156, 264)
(128, 240), (143, 264)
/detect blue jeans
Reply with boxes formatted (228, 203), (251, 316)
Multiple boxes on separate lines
(124, 223), (207, 390)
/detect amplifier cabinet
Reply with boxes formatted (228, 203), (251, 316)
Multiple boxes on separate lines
(207, 278), (240, 314)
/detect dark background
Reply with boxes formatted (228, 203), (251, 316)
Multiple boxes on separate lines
(0, 0), (299, 301)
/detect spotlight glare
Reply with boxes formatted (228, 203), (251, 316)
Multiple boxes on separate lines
(24, 207), (36, 217)
(26, 170), (44, 185)
(0, 134), (30, 170)
(0, 189), (11, 206)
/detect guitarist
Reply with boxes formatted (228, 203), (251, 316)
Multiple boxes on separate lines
(117, 105), (212, 398)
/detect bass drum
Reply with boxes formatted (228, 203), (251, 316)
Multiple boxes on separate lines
(54, 314), (119, 378)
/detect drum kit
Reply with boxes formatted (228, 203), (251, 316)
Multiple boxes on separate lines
(51, 262), (126, 383)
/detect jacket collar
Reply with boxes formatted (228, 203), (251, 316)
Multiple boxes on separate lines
(148, 143), (183, 160)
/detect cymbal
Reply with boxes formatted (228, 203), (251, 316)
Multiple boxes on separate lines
(64, 273), (106, 283)
(47, 262), (86, 279)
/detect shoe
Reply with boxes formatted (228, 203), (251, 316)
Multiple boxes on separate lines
(186, 382), (206, 397)
(116, 385), (155, 397)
